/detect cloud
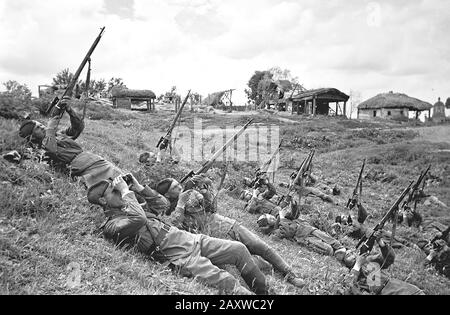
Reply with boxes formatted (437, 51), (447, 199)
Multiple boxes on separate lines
(102, 0), (136, 20)
(0, 0), (448, 106)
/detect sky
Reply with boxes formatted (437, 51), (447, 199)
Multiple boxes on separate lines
(0, 0), (449, 110)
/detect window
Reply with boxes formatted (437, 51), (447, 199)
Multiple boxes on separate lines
(387, 111), (391, 116)
(400, 110), (404, 116)
(373, 111), (377, 117)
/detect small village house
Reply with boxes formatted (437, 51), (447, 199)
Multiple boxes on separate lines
(110, 87), (156, 111)
(287, 88), (350, 117)
(357, 91), (432, 120)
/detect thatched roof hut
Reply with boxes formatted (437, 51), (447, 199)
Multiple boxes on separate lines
(110, 87), (156, 111)
(357, 92), (432, 111)
(110, 87), (156, 99)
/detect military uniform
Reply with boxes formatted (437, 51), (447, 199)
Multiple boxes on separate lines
(245, 197), (281, 216)
(170, 189), (296, 278)
(99, 186), (267, 295)
(41, 101), (122, 188)
(350, 244), (424, 295)
(270, 217), (345, 256)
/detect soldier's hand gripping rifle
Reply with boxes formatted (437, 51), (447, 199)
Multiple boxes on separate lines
(157, 90), (191, 151)
(430, 226), (450, 247)
(46, 27), (106, 115)
(346, 159), (366, 210)
(356, 181), (414, 255)
(180, 119), (254, 183)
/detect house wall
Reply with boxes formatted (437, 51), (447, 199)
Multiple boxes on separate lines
(380, 108), (408, 119)
(358, 108), (408, 120)
(358, 109), (381, 119)
(114, 98), (132, 109)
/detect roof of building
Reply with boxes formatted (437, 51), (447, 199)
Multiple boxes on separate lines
(110, 87), (156, 99)
(357, 92), (432, 111)
(290, 88), (349, 102)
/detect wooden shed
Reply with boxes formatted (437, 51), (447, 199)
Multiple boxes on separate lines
(111, 88), (156, 111)
(288, 88), (349, 117)
(357, 92), (432, 120)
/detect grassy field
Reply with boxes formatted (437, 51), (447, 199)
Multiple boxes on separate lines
(1, 101), (450, 295)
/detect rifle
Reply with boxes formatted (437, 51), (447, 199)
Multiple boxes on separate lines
(180, 119), (254, 183)
(259, 139), (283, 174)
(356, 181), (414, 254)
(277, 150), (314, 206)
(81, 58), (91, 121)
(157, 90), (191, 151)
(250, 140), (284, 188)
(347, 159), (366, 210)
(46, 27), (106, 114)
(402, 165), (431, 210)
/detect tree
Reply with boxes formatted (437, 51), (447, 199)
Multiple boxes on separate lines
(93, 79), (107, 97)
(2, 80), (32, 100)
(446, 97), (450, 109)
(107, 77), (126, 95)
(245, 70), (272, 106)
(52, 68), (75, 87)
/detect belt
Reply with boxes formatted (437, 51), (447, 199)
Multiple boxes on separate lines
(147, 223), (171, 257)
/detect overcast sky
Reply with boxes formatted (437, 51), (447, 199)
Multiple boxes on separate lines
(0, 0), (449, 106)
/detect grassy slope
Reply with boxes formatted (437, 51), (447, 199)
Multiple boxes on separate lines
(1, 106), (449, 295)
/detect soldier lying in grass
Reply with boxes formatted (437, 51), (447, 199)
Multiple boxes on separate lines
(256, 198), (347, 262)
(88, 173), (269, 295)
(155, 174), (305, 288)
(331, 200), (410, 249)
(18, 96), (122, 189)
(342, 230), (425, 295)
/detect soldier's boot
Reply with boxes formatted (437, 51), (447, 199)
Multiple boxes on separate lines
(240, 266), (269, 295)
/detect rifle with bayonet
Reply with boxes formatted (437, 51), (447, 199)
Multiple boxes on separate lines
(347, 159), (366, 210)
(356, 181), (414, 254)
(46, 27), (106, 115)
(180, 119), (254, 183)
(157, 90), (191, 151)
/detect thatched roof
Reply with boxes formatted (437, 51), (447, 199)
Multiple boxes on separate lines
(111, 87), (156, 99)
(358, 92), (432, 111)
(290, 88), (349, 102)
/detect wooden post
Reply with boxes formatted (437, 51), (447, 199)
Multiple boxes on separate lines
(336, 102), (339, 116)
(313, 97), (317, 116)
(343, 101), (347, 118)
